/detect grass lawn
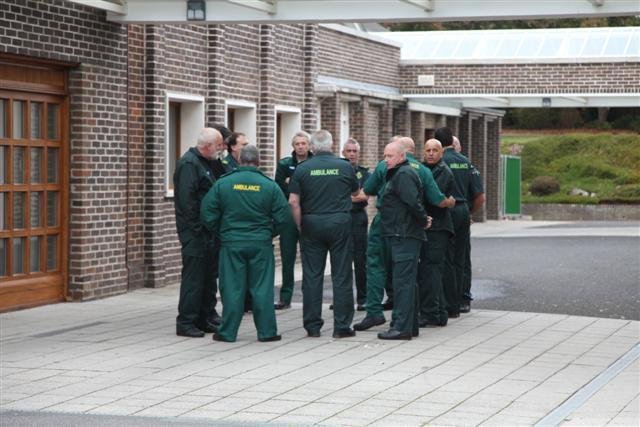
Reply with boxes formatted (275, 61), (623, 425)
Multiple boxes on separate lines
(501, 131), (640, 204)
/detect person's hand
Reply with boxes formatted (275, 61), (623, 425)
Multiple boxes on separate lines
(424, 216), (432, 229)
(447, 196), (455, 208)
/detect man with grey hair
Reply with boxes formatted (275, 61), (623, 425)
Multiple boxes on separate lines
(201, 145), (291, 342)
(274, 130), (313, 310)
(173, 127), (224, 338)
(288, 130), (359, 338)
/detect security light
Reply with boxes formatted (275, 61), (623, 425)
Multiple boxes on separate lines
(187, 0), (206, 21)
(542, 97), (551, 108)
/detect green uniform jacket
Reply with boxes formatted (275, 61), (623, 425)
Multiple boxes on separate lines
(364, 154), (446, 208)
(200, 166), (292, 243)
(351, 163), (370, 212)
(173, 147), (217, 245)
(442, 147), (476, 203)
(468, 164), (485, 208)
(380, 160), (428, 241)
(424, 159), (455, 235)
(275, 152), (313, 198)
(221, 153), (239, 173)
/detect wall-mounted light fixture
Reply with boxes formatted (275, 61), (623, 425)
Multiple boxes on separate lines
(187, 0), (206, 21)
(542, 97), (551, 108)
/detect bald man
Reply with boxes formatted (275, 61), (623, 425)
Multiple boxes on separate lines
(174, 128), (224, 337)
(420, 139), (455, 327)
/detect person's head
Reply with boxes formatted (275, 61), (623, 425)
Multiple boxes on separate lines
(310, 130), (333, 153)
(383, 141), (406, 169)
(239, 144), (259, 167)
(226, 132), (248, 160)
(434, 127), (453, 147)
(291, 131), (311, 159)
(390, 135), (403, 143)
(341, 138), (360, 166)
(196, 128), (223, 160)
(211, 123), (231, 141)
(397, 136), (415, 155)
(452, 136), (461, 153)
(423, 138), (444, 165)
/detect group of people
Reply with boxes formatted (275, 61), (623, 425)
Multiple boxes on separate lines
(173, 124), (484, 342)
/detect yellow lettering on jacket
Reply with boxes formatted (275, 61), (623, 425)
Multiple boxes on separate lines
(233, 184), (261, 192)
(310, 168), (339, 176)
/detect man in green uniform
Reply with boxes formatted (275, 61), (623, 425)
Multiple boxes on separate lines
(420, 139), (455, 327)
(288, 130), (359, 338)
(377, 141), (429, 340)
(342, 138), (370, 311)
(173, 128), (224, 338)
(355, 136), (454, 331)
(435, 127), (476, 318)
(201, 145), (291, 342)
(453, 136), (486, 313)
(221, 132), (248, 172)
(274, 131), (312, 310)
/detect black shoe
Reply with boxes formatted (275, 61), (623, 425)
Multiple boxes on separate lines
(197, 321), (219, 333)
(177, 327), (205, 338)
(212, 333), (234, 342)
(208, 313), (221, 326)
(460, 302), (471, 313)
(274, 301), (291, 310)
(353, 315), (386, 331)
(412, 330), (419, 337)
(329, 304), (333, 310)
(356, 304), (366, 312)
(377, 329), (411, 340)
(382, 299), (394, 311)
(307, 330), (321, 338)
(419, 319), (447, 328)
(332, 329), (356, 338)
(448, 311), (460, 318)
(258, 335), (282, 342)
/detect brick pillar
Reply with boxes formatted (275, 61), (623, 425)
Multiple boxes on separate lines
(142, 25), (168, 287)
(206, 24), (226, 125)
(470, 115), (487, 222)
(321, 95), (340, 146)
(379, 102), (393, 160)
(410, 112), (425, 158)
(447, 116), (460, 136)
(126, 24), (146, 290)
(394, 105), (411, 137)
(258, 24), (276, 174)
(458, 112), (472, 158)
(302, 24), (319, 132)
(485, 116), (502, 220)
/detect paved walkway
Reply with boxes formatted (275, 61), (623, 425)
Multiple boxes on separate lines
(1, 221), (639, 426)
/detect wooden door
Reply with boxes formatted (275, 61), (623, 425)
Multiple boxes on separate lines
(0, 91), (68, 311)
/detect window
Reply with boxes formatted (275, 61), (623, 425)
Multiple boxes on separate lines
(225, 100), (257, 145)
(340, 102), (350, 152)
(165, 93), (205, 197)
(274, 106), (301, 169)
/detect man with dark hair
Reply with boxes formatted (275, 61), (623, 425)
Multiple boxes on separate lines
(434, 126), (477, 317)
(173, 128), (224, 337)
(210, 123), (232, 179)
(222, 132), (248, 172)
(274, 131), (312, 310)
(288, 130), (359, 338)
(201, 145), (291, 342)
(377, 141), (428, 340)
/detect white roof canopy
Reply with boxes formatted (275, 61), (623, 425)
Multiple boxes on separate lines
(68, 0), (640, 24)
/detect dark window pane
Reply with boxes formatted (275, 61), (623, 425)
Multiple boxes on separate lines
(30, 192), (42, 228)
(30, 147), (43, 183)
(0, 238), (6, 276)
(0, 146), (6, 184)
(46, 235), (57, 271)
(0, 99), (7, 138)
(13, 237), (25, 274)
(47, 148), (59, 184)
(0, 192), (6, 230)
(13, 192), (25, 229)
(30, 102), (42, 139)
(13, 146), (25, 184)
(30, 236), (41, 272)
(47, 104), (59, 140)
(46, 192), (58, 227)
(13, 101), (24, 139)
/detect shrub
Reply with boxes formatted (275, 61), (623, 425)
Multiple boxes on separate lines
(530, 176), (560, 196)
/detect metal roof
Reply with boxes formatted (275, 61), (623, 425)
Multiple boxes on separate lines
(374, 26), (640, 64)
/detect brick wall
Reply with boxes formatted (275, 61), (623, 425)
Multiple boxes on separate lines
(401, 63), (640, 94)
(317, 27), (400, 88)
(1, 0), (130, 300)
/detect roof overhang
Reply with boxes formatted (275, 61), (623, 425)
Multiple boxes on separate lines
(76, 0), (640, 24)
(405, 93), (640, 108)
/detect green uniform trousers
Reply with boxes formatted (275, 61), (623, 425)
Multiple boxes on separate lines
(443, 204), (470, 315)
(278, 218), (299, 304)
(351, 210), (368, 306)
(463, 236), (473, 302)
(300, 213), (354, 334)
(418, 230), (449, 325)
(217, 242), (278, 342)
(177, 241), (217, 331)
(364, 214), (387, 317)
(385, 236), (421, 335)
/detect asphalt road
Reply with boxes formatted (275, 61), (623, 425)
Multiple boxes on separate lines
(470, 234), (640, 320)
